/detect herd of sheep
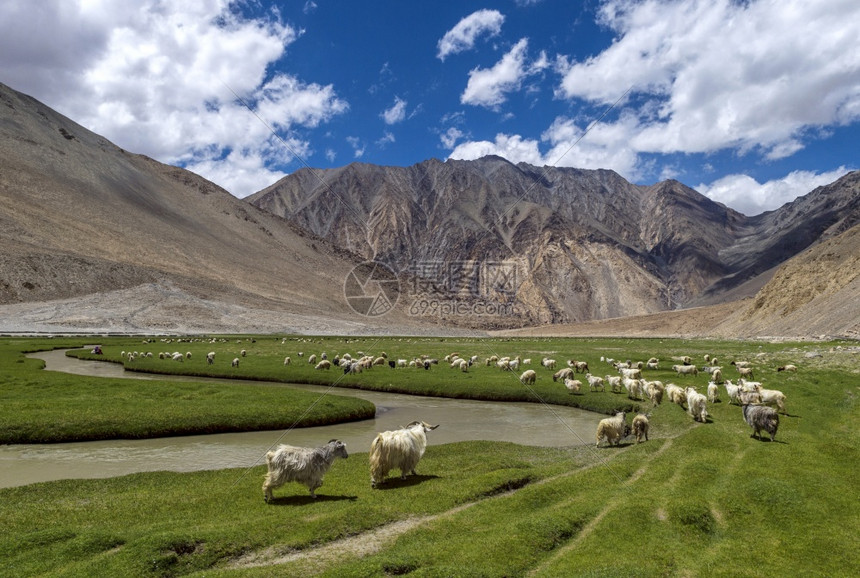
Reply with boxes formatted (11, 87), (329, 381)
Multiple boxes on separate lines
(112, 339), (795, 498)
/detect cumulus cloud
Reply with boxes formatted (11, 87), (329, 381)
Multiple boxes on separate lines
(440, 127), (464, 149)
(461, 38), (532, 108)
(437, 9), (505, 61)
(555, 0), (860, 159)
(697, 167), (853, 217)
(381, 96), (407, 124)
(0, 0), (349, 197)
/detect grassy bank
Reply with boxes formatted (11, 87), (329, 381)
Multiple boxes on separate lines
(0, 338), (374, 444)
(65, 334), (775, 416)
(2, 335), (858, 575)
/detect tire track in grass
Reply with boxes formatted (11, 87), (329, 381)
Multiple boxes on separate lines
(528, 436), (676, 576)
(226, 435), (680, 574)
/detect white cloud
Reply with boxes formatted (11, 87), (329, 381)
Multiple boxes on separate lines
(377, 131), (396, 147)
(555, 0), (860, 159)
(447, 114), (641, 179)
(697, 167), (853, 216)
(0, 0), (349, 197)
(381, 96), (407, 124)
(346, 136), (365, 158)
(461, 38), (531, 109)
(440, 127), (464, 149)
(437, 9), (505, 61)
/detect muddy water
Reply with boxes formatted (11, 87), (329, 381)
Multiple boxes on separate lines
(0, 350), (602, 488)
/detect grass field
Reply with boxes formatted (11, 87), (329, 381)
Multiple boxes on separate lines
(1, 335), (858, 576)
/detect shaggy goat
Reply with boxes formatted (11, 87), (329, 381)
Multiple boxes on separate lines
(563, 377), (582, 393)
(672, 364), (698, 377)
(685, 387), (709, 423)
(596, 412), (628, 447)
(741, 403), (779, 442)
(632, 414), (650, 443)
(553, 368), (574, 382)
(370, 421), (439, 487)
(520, 369), (537, 385)
(262, 439), (349, 501)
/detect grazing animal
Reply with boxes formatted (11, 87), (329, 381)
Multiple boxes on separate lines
(284, 356), (291, 365)
(672, 364), (698, 377)
(207, 352), (215, 365)
(777, 364), (797, 372)
(231, 358), (240, 368)
(605, 375), (623, 393)
(741, 403), (779, 442)
(315, 360), (331, 370)
(241, 349), (247, 357)
(711, 368), (723, 384)
(596, 412), (628, 447)
(644, 381), (664, 405)
(586, 373), (605, 392)
(308, 354), (318, 365)
(724, 379), (743, 405)
(632, 414), (650, 443)
(370, 421), (439, 487)
(707, 381), (720, 403)
(520, 369), (537, 385)
(665, 383), (686, 407)
(685, 387), (709, 423)
(262, 439), (349, 501)
(553, 368), (574, 382)
(563, 377), (582, 393)
(737, 366), (755, 379)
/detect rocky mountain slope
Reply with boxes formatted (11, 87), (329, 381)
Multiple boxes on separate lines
(0, 82), (414, 334)
(249, 157), (859, 327)
(1, 81), (857, 338)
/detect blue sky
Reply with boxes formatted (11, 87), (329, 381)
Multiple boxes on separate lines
(1, 0), (857, 215)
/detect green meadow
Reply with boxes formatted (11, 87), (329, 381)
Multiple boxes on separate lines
(1, 334), (858, 576)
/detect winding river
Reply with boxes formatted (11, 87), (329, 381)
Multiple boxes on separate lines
(0, 350), (602, 488)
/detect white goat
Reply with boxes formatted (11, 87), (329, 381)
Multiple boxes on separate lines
(685, 387), (708, 422)
(707, 381), (720, 403)
(553, 368), (574, 382)
(672, 364), (698, 377)
(596, 412), (628, 447)
(563, 378), (582, 394)
(520, 369), (537, 385)
(370, 421), (439, 487)
(262, 439), (349, 501)
(586, 373), (605, 392)
(724, 379), (743, 405)
(632, 414), (650, 444)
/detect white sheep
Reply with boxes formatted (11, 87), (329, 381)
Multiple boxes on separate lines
(777, 364), (797, 372)
(283, 356), (291, 365)
(542, 358), (557, 370)
(685, 387), (709, 422)
(520, 369), (537, 385)
(711, 368), (723, 384)
(231, 358), (239, 367)
(308, 354), (318, 365)
(207, 352), (215, 365)
(563, 378), (582, 394)
(370, 421), (439, 487)
(262, 440), (349, 501)
(619, 367), (642, 380)
(632, 414), (650, 444)
(458, 359), (469, 373)
(596, 412), (628, 447)
(315, 360), (331, 370)
(172, 352), (184, 362)
(241, 349), (247, 357)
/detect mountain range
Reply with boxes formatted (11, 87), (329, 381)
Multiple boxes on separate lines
(1, 82), (857, 338)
